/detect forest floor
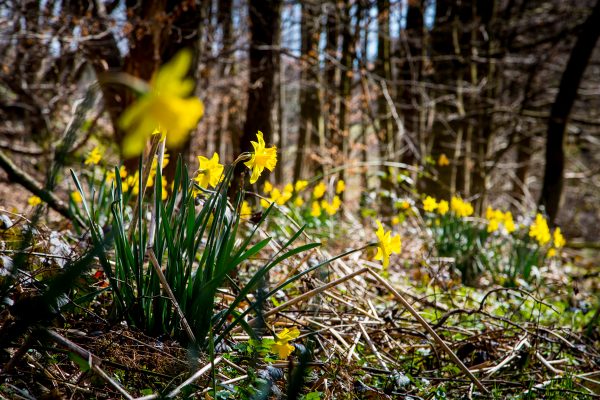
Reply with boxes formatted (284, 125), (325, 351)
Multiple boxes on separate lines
(0, 157), (600, 400)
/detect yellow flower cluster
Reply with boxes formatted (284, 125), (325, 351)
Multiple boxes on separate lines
(422, 195), (472, 217)
(485, 206), (516, 233)
(105, 156), (170, 200)
(529, 213), (551, 246)
(259, 176), (344, 218)
(270, 327), (300, 359)
(261, 183), (294, 207)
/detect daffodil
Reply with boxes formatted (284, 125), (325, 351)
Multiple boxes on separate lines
(336, 180), (346, 194)
(263, 181), (273, 194)
(313, 182), (326, 199)
(244, 131), (277, 184)
(28, 195), (42, 207)
(240, 201), (252, 218)
(70, 191), (83, 204)
(295, 180), (308, 192)
(438, 153), (450, 166)
(85, 146), (103, 165)
(374, 220), (402, 268)
(529, 213), (551, 245)
(321, 195), (342, 216)
(119, 50), (204, 157)
(450, 196), (474, 217)
(270, 327), (300, 359)
(195, 153), (224, 189)
(422, 196), (438, 212)
(437, 200), (449, 215)
(310, 201), (322, 217)
(553, 227), (565, 248)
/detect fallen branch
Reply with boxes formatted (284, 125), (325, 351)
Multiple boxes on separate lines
(0, 149), (85, 227)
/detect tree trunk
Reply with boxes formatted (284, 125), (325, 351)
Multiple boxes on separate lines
(294, 1), (321, 181)
(235, 0), (282, 189)
(539, 0), (600, 224)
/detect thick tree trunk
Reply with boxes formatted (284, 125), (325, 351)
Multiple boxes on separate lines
(539, 0), (600, 223)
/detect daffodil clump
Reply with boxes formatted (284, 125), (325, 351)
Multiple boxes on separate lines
(419, 193), (567, 286)
(255, 177), (346, 225)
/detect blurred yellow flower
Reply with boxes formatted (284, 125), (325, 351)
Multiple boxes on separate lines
(240, 200), (252, 218)
(244, 131), (277, 184)
(437, 200), (449, 215)
(450, 196), (474, 217)
(70, 191), (82, 204)
(310, 201), (322, 217)
(294, 197), (304, 207)
(438, 153), (450, 166)
(529, 213), (551, 245)
(161, 176), (168, 201)
(374, 220), (402, 268)
(336, 180), (345, 194)
(195, 152), (224, 189)
(294, 180), (308, 192)
(313, 182), (326, 199)
(28, 195), (42, 207)
(119, 50), (204, 157)
(422, 196), (438, 212)
(321, 196), (341, 216)
(553, 227), (565, 248)
(85, 146), (102, 166)
(504, 214), (516, 233)
(270, 327), (300, 359)
(263, 181), (273, 194)
(391, 216), (401, 225)
(547, 248), (557, 258)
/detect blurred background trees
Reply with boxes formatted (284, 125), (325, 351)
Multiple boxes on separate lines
(1, 0), (599, 233)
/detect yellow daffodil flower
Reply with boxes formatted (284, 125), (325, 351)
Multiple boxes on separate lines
(336, 180), (345, 194)
(295, 180), (308, 192)
(437, 200), (449, 215)
(240, 201), (252, 219)
(270, 327), (300, 359)
(374, 220), (402, 268)
(263, 181), (273, 194)
(119, 50), (204, 157)
(28, 195), (42, 207)
(321, 195), (342, 216)
(422, 196), (438, 212)
(244, 131), (277, 184)
(529, 213), (551, 245)
(310, 201), (322, 217)
(450, 196), (474, 217)
(553, 227), (565, 248)
(313, 182), (326, 199)
(195, 153), (224, 189)
(438, 153), (450, 166)
(85, 146), (102, 165)
(70, 191), (83, 204)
